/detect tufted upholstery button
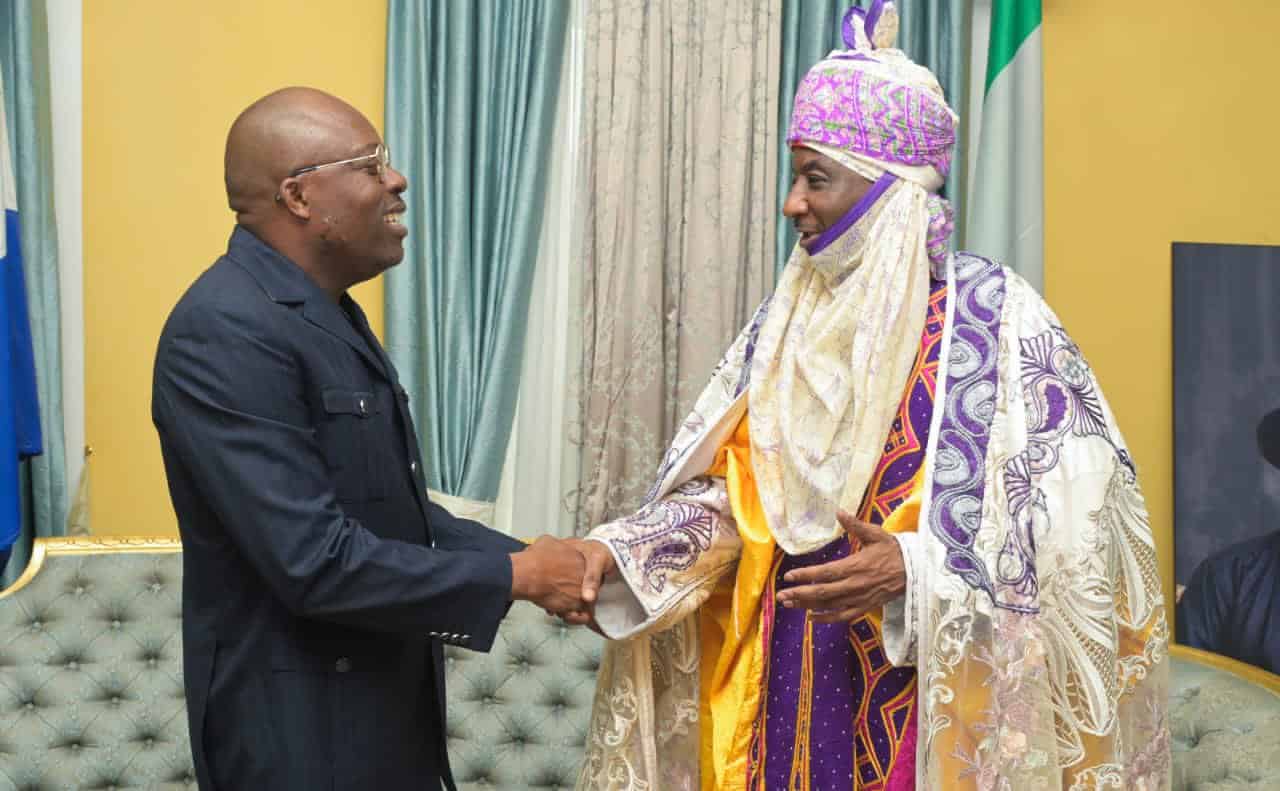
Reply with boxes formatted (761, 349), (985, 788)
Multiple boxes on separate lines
(30, 620), (42, 631)
(335, 657), (352, 673)
(1, 546), (617, 791)
(67, 660), (79, 671)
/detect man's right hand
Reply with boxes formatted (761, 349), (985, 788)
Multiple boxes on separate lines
(554, 538), (617, 633)
(509, 536), (588, 615)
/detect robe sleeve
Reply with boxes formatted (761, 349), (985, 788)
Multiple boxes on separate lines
(587, 476), (743, 640)
(881, 531), (921, 666)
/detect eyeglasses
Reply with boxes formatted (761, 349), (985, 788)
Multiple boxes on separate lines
(289, 143), (391, 181)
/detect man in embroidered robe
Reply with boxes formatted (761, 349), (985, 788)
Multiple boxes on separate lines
(570, 3), (1170, 790)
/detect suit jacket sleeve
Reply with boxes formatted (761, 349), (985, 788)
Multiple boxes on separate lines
(1176, 556), (1228, 653)
(428, 500), (526, 555)
(153, 301), (514, 652)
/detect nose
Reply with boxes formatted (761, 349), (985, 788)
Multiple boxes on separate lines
(386, 165), (408, 194)
(782, 179), (807, 219)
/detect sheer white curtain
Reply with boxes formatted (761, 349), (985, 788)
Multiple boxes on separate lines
(492, 0), (585, 539)
(49, 0), (84, 535)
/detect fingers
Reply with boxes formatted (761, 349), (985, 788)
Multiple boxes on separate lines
(783, 557), (855, 585)
(777, 580), (876, 621)
(519, 535), (589, 613)
(837, 509), (885, 548)
(523, 536), (617, 627)
(777, 579), (854, 609)
(577, 541), (615, 605)
(559, 610), (606, 637)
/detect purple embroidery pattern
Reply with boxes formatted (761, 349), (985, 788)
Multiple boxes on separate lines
(735, 296), (771, 398)
(787, 63), (956, 177)
(927, 253), (1005, 605)
(643, 297), (771, 505)
(609, 478), (718, 596)
(996, 325), (1133, 611)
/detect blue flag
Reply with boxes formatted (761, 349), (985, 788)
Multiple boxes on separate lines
(0, 80), (42, 557)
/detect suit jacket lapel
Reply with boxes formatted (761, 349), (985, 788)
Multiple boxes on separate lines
(300, 295), (389, 380)
(226, 225), (391, 381)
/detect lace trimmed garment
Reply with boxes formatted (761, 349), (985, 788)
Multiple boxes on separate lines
(577, 255), (1169, 791)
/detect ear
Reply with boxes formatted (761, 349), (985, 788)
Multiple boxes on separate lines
(277, 177), (310, 221)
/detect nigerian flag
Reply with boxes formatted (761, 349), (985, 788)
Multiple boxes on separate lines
(966, 0), (1043, 292)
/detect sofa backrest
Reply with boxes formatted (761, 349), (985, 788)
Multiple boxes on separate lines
(0, 538), (601, 791)
(1169, 644), (1280, 790)
(9, 538), (1280, 791)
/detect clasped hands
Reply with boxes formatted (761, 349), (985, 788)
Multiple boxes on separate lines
(508, 536), (618, 629)
(509, 509), (906, 630)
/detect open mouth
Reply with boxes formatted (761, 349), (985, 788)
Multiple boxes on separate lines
(384, 212), (404, 225)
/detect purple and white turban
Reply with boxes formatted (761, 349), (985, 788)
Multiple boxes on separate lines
(786, 0), (959, 266)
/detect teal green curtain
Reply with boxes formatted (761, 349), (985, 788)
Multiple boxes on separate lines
(776, 0), (970, 277)
(898, 0), (970, 241)
(1, 0), (65, 586)
(384, 0), (569, 503)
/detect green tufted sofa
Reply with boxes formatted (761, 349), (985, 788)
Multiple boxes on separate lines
(0, 538), (601, 791)
(3, 538), (1280, 791)
(1170, 645), (1280, 789)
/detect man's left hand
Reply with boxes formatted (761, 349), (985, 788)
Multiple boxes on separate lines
(774, 509), (906, 623)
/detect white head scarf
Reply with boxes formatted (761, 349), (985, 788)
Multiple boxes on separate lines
(749, 1), (959, 553)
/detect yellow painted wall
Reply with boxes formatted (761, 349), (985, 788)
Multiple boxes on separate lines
(1043, 0), (1280, 621)
(84, 1), (387, 537)
(83, 1), (1280, 606)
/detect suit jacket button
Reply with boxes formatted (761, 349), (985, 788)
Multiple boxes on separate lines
(335, 657), (352, 673)
(410, 461), (418, 473)
(358, 399), (368, 415)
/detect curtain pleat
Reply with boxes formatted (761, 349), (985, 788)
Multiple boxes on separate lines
(384, 0), (570, 508)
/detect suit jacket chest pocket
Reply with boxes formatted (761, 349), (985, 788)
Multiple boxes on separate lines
(319, 388), (387, 503)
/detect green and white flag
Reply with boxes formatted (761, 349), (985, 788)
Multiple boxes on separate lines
(966, 0), (1043, 292)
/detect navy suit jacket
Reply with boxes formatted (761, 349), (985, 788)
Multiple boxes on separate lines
(1177, 529), (1280, 676)
(152, 226), (524, 790)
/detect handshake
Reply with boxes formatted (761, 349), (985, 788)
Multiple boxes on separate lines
(508, 536), (618, 629)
